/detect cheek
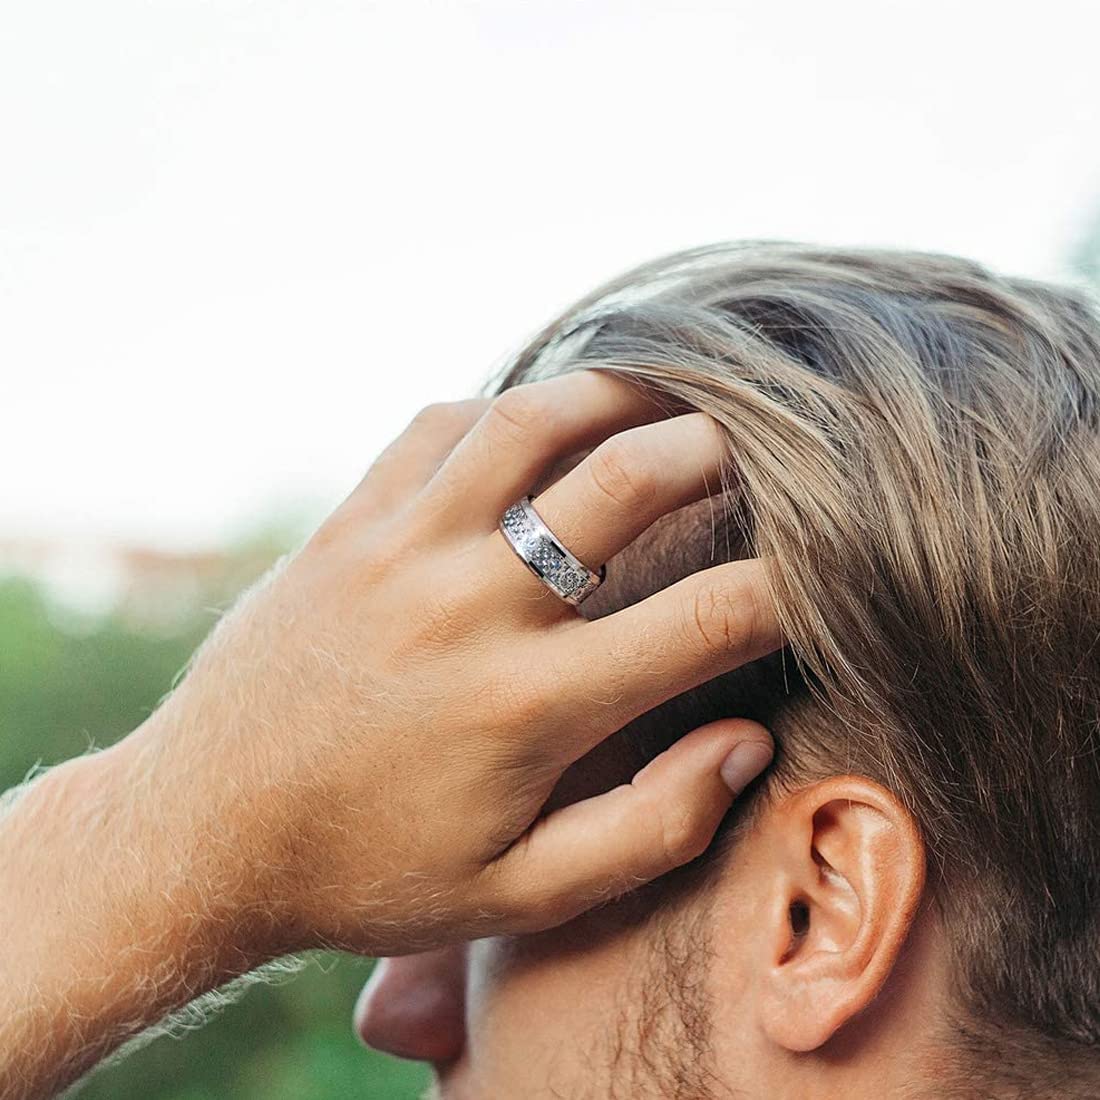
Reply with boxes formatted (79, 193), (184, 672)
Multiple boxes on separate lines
(462, 920), (646, 1084)
(466, 936), (572, 1046)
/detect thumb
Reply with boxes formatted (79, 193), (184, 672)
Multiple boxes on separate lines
(489, 719), (774, 933)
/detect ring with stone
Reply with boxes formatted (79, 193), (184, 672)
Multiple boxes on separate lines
(499, 496), (606, 606)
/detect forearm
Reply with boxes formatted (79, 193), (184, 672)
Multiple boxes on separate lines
(0, 728), (273, 1100)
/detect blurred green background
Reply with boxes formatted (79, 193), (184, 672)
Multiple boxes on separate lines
(0, 540), (430, 1100)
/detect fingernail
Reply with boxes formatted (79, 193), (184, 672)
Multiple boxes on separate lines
(720, 741), (774, 796)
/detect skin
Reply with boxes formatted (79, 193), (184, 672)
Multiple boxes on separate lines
(357, 774), (952, 1100)
(0, 370), (784, 1100)
(356, 499), (951, 1098)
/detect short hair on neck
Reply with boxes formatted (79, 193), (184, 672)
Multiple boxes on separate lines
(496, 242), (1100, 1096)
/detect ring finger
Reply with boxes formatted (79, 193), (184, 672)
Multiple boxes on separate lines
(490, 412), (734, 607)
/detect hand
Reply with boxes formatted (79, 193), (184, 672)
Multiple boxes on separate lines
(0, 370), (783, 1099)
(135, 370), (782, 957)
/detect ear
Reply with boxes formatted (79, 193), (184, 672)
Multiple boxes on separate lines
(755, 776), (926, 1052)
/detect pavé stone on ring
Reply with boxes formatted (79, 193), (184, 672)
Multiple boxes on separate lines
(499, 496), (606, 606)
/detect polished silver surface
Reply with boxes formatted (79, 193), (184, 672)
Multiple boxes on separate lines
(499, 496), (605, 606)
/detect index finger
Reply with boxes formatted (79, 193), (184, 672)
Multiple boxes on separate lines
(424, 370), (672, 524)
(543, 558), (783, 757)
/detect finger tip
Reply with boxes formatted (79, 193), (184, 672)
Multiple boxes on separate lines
(719, 738), (775, 796)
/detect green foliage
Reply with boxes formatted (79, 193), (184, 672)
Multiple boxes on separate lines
(74, 958), (428, 1100)
(0, 571), (429, 1099)
(0, 577), (207, 790)
(74, 954), (429, 1100)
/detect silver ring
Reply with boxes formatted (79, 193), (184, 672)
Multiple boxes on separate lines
(499, 496), (606, 606)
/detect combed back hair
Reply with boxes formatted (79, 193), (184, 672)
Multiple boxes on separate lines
(495, 243), (1100, 1096)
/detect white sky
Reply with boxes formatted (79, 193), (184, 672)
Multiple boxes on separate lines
(2, 0), (1099, 550)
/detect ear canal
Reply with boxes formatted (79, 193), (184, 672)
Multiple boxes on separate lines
(790, 899), (810, 937)
(780, 898), (811, 963)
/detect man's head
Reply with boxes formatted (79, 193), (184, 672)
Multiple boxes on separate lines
(358, 244), (1100, 1097)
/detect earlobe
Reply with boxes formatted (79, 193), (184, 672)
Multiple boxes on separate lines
(758, 777), (926, 1053)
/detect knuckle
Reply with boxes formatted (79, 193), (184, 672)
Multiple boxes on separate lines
(498, 892), (561, 936)
(656, 802), (709, 868)
(306, 514), (346, 555)
(501, 878), (559, 932)
(479, 851), (561, 935)
(487, 385), (547, 441)
(306, 504), (363, 556)
(404, 590), (467, 651)
(484, 671), (549, 734)
(687, 577), (743, 656)
(685, 568), (775, 660)
(587, 437), (656, 511)
(409, 401), (459, 433)
(496, 873), (600, 935)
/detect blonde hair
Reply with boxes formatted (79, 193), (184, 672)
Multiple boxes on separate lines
(498, 243), (1100, 1094)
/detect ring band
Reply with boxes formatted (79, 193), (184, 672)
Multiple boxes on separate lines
(500, 496), (606, 606)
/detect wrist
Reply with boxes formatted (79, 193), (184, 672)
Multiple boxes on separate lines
(50, 733), (282, 977)
(0, 734), (283, 1096)
(119, 708), (302, 965)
